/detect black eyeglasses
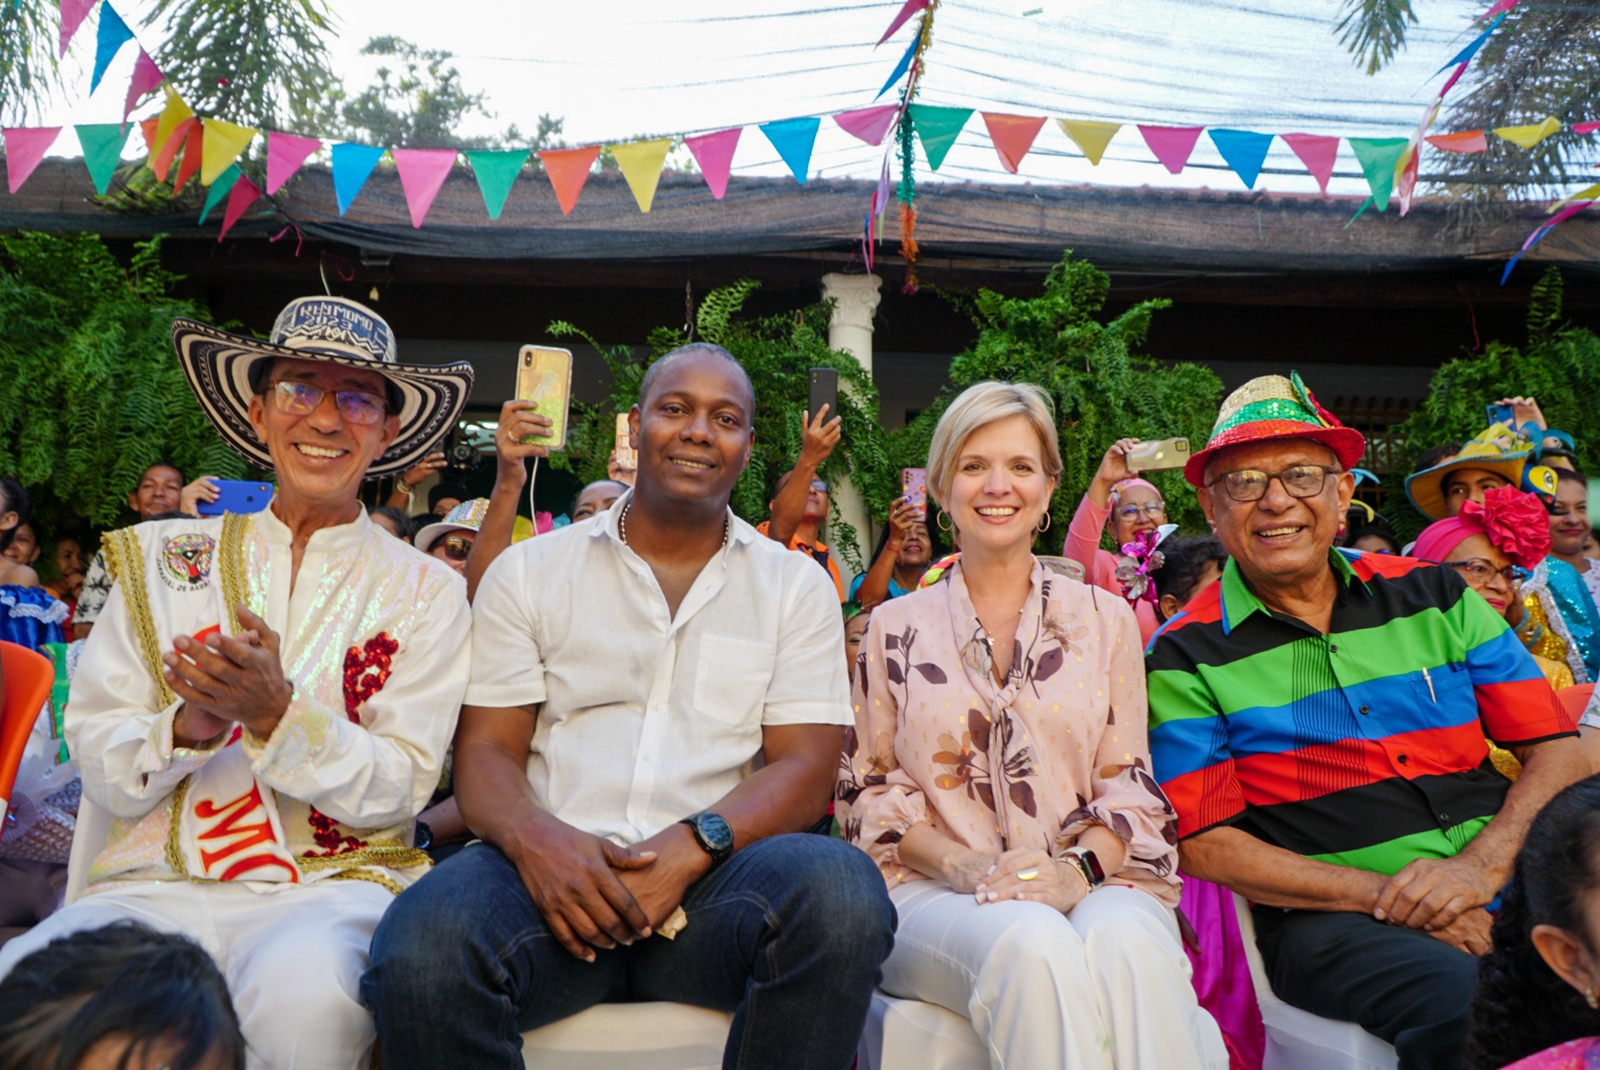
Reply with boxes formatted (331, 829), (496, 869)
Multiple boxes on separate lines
(270, 381), (387, 427)
(1206, 464), (1340, 503)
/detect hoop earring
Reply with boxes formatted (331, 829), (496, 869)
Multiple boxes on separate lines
(1037, 510), (1052, 533)
(936, 510), (952, 532)
(1588, 986), (1599, 1011)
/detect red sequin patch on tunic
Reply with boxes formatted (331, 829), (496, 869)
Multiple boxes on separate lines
(304, 632), (400, 858)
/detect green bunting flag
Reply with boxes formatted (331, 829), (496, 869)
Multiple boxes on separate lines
(199, 163), (240, 224)
(906, 105), (972, 171)
(75, 123), (133, 194)
(465, 149), (530, 220)
(1347, 137), (1410, 213)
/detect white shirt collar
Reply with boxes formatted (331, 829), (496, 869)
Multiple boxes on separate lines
(257, 495), (372, 552)
(594, 488), (754, 548)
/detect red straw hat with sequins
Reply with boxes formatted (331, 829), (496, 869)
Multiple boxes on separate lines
(1184, 371), (1367, 487)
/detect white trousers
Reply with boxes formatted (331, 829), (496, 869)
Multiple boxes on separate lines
(883, 881), (1228, 1070)
(0, 878), (393, 1070)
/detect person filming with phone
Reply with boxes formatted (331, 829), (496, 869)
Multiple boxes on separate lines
(760, 390), (847, 601)
(850, 493), (933, 609)
(1063, 437), (1175, 644)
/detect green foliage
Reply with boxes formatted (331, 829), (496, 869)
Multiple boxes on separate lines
(0, 233), (246, 540)
(892, 253), (1220, 547)
(1336, 0), (1418, 76)
(0, 0), (62, 124)
(1390, 266), (1600, 539)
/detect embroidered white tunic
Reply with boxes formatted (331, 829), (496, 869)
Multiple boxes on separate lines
(68, 504), (471, 894)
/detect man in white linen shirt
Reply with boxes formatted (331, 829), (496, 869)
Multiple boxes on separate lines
(364, 343), (896, 1070)
(0, 297), (475, 1070)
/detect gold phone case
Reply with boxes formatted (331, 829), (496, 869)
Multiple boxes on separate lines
(515, 346), (573, 450)
(613, 412), (637, 471)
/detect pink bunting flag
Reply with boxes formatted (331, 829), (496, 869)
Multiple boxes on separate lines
(833, 105), (899, 147)
(217, 173), (261, 242)
(265, 132), (321, 195)
(1483, 0), (1519, 15)
(59, 0), (95, 56)
(122, 50), (163, 127)
(4, 127), (63, 194)
(1279, 133), (1340, 194)
(392, 148), (458, 228)
(1137, 125), (1204, 174)
(683, 128), (741, 200)
(1574, 121), (1600, 135)
(876, 0), (928, 46)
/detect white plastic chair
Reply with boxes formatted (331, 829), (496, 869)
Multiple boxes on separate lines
(856, 991), (988, 1070)
(1233, 895), (1399, 1070)
(519, 1003), (732, 1070)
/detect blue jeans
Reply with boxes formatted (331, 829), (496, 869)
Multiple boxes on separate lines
(362, 835), (896, 1070)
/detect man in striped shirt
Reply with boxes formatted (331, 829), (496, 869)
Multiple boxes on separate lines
(1148, 374), (1588, 1070)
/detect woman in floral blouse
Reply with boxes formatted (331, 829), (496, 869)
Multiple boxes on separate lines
(837, 382), (1225, 1070)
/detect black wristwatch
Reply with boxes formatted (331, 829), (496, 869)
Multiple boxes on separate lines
(413, 820), (434, 852)
(679, 812), (734, 866)
(1057, 846), (1105, 890)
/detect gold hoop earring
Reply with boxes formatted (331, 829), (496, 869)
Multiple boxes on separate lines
(936, 510), (952, 532)
(1587, 986), (1599, 1010)
(1037, 511), (1052, 533)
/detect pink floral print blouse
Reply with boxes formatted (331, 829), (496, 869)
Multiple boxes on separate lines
(836, 558), (1181, 907)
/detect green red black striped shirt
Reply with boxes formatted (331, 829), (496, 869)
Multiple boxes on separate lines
(1146, 548), (1575, 875)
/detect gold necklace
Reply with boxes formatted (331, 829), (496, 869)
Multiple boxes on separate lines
(619, 502), (729, 551)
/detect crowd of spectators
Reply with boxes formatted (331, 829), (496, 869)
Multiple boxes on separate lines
(6, 294), (1600, 1070)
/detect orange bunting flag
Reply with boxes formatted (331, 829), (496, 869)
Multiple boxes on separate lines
(138, 117), (159, 155)
(538, 145), (601, 216)
(1426, 130), (1488, 154)
(981, 113), (1046, 174)
(172, 119), (204, 194)
(151, 86), (192, 159)
(151, 116), (196, 182)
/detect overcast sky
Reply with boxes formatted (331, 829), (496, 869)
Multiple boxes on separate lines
(36, 0), (1495, 197)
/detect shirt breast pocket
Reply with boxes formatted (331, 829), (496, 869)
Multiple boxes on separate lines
(694, 635), (777, 726)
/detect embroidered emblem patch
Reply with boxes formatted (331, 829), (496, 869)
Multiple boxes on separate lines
(161, 533), (216, 592)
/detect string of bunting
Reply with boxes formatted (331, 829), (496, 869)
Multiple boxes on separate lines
(1, 0), (1592, 273)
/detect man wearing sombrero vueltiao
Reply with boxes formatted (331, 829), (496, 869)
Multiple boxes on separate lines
(0, 297), (476, 1070)
(1144, 373), (1590, 1070)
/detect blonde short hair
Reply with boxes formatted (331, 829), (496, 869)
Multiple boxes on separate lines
(927, 380), (1063, 507)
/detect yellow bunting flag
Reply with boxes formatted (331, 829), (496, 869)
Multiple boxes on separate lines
(1493, 116), (1562, 150)
(1056, 119), (1121, 166)
(151, 86), (193, 158)
(201, 119), (258, 185)
(610, 138), (673, 213)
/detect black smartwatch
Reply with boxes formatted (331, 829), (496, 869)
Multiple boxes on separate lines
(679, 812), (734, 866)
(1057, 846), (1105, 890)
(413, 820), (434, 852)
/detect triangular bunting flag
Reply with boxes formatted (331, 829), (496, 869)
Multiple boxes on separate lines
(1397, 98), (1441, 217)
(1280, 133), (1340, 193)
(1502, 200), (1592, 284)
(172, 119), (203, 194)
(1552, 183), (1600, 212)
(876, 33), (920, 99)
(1057, 119), (1120, 166)
(392, 148), (458, 227)
(218, 173), (262, 241)
(537, 145), (601, 216)
(1572, 120), (1600, 135)
(200, 119), (257, 185)
(1347, 137), (1410, 212)
(906, 104), (971, 171)
(199, 163), (239, 224)
(3, 127), (63, 194)
(122, 50), (163, 127)
(1426, 130), (1488, 153)
(1435, 11), (1506, 76)
(75, 122), (132, 195)
(1137, 125), (1204, 174)
(59, 0), (95, 57)
(464, 149), (528, 219)
(1494, 116), (1562, 149)
(331, 142), (386, 216)
(683, 128), (741, 200)
(1484, 0), (1520, 16)
(266, 132), (321, 195)
(876, 0), (928, 46)
(760, 117), (821, 183)
(610, 138), (672, 213)
(151, 116), (195, 182)
(834, 105), (899, 147)
(1207, 129), (1275, 189)
(151, 87), (193, 158)
(138, 116), (159, 154)
(90, 2), (134, 95)
(981, 113), (1046, 174)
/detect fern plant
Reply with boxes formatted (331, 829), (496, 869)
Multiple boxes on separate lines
(0, 233), (246, 541)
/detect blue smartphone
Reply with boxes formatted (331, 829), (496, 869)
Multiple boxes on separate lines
(1487, 403), (1515, 428)
(196, 480), (274, 516)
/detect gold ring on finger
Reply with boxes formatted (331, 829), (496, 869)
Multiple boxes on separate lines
(1016, 868), (1039, 881)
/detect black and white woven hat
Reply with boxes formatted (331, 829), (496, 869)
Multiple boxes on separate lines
(172, 296), (474, 480)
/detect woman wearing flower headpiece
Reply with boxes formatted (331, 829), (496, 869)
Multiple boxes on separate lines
(1063, 440), (1171, 643)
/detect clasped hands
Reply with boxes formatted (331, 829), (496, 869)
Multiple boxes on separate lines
(163, 605), (294, 749)
(1372, 855), (1498, 956)
(948, 846), (1091, 914)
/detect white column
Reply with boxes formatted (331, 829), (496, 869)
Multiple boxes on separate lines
(820, 273), (883, 575)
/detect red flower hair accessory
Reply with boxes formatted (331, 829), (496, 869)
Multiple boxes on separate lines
(1458, 485), (1552, 569)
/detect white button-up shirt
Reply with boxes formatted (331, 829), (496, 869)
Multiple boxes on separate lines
(466, 492), (851, 845)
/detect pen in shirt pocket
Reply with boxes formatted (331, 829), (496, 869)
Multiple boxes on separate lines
(1422, 667), (1437, 703)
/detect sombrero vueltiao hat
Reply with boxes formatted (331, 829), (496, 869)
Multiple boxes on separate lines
(1403, 423), (1557, 522)
(172, 296), (474, 479)
(415, 497), (490, 554)
(1184, 372), (1367, 488)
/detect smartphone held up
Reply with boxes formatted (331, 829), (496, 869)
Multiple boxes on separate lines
(1124, 438), (1190, 473)
(516, 346), (573, 450)
(808, 367), (839, 426)
(902, 468), (927, 522)
(614, 412), (637, 473)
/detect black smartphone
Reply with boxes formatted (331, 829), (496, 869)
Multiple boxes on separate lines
(808, 367), (839, 426)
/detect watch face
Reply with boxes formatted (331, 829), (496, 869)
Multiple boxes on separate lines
(697, 812), (734, 854)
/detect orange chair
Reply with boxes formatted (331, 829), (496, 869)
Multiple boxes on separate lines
(1559, 683), (1595, 726)
(0, 640), (56, 836)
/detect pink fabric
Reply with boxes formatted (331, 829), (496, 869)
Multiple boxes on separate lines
(1108, 477), (1160, 508)
(1501, 1036), (1600, 1070)
(1413, 485), (1553, 568)
(1181, 877), (1266, 1070)
(1063, 495), (1160, 644)
(683, 128), (741, 201)
(1412, 517), (1474, 564)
